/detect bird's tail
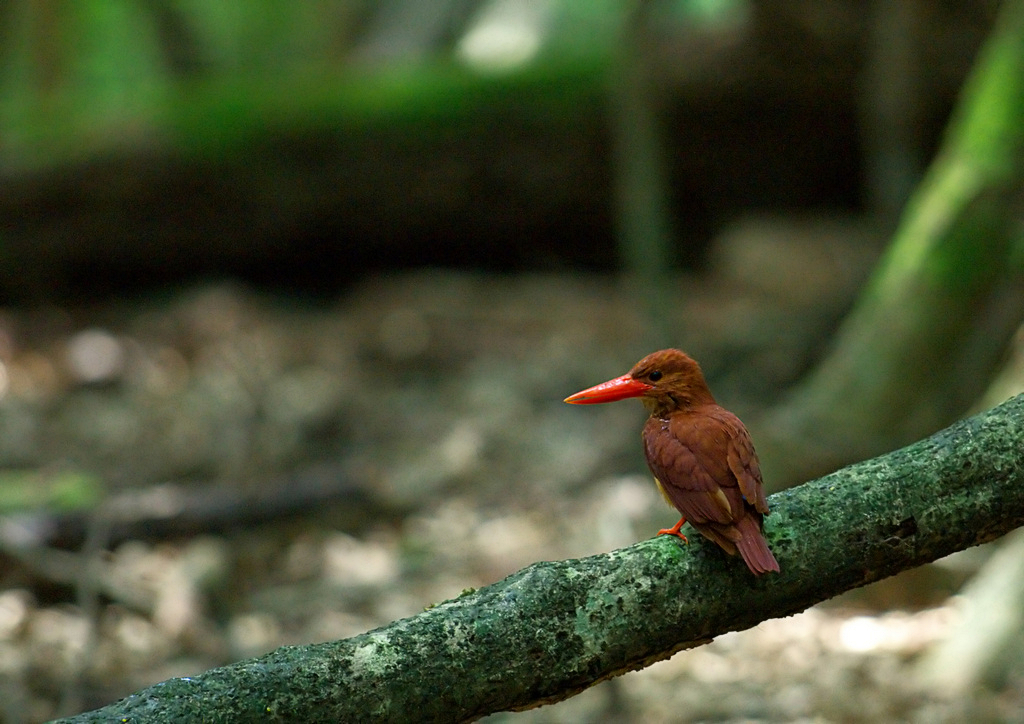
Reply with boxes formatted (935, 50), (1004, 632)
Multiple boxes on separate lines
(735, 515), (780, 575)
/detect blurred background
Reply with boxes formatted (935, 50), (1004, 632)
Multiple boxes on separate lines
(1, 0), (1023, 721)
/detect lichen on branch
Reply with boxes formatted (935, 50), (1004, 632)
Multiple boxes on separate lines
(56, 394), (1024, 723)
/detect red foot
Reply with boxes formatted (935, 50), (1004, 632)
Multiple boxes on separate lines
(657, 518), (689, 544)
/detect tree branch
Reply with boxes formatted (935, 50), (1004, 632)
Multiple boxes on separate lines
(57, 393), (1024, 723)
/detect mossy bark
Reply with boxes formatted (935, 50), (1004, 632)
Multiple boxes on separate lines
(56, 393), (1024, 723)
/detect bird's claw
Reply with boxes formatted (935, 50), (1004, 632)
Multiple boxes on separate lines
(657, 519), (689, 544)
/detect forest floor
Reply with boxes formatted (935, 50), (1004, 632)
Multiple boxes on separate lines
(0, 214), (1020, 723)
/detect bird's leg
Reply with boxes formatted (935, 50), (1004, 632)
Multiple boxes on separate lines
(657, 518), (689, 544)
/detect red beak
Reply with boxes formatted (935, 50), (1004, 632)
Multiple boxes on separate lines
(564, 374), (653, 404)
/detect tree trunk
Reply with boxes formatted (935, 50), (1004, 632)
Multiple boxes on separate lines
(611, 0), (676, 347)
(758, 0), (1024, 486)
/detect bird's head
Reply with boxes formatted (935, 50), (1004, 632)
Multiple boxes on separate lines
(564, 349), (715, 416)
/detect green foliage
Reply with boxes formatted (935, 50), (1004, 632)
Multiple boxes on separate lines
(0, 468), (104, 513)
(0, 1), (614, 169)
(172, 0), (343, 73)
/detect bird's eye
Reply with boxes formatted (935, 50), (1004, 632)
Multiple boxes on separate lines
(648, 370), (663, 381)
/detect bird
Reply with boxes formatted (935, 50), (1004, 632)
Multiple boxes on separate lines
(564, 349), (779, 575)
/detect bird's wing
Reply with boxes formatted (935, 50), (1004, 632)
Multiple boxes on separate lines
(643, 415), (736, 525)
(643, 406), (770, 523)
(715, 410), (769, 514)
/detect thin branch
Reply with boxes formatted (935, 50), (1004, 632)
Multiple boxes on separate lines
(0, 463), (389, 553)
(56, 393), (1024, 723)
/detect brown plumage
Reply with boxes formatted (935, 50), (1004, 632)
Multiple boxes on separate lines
(565, 349), (779, 575)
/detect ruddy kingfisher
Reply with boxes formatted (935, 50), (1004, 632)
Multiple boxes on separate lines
(565, 349), (779, 574)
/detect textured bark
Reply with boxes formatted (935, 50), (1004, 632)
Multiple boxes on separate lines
(56, 393), (1024, 723)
